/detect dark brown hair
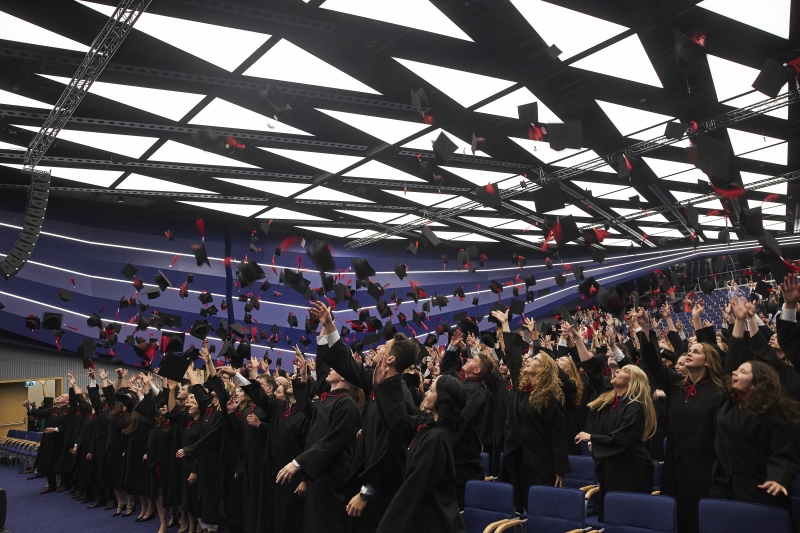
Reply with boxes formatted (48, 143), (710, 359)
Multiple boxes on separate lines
(724, 361), (800, 424)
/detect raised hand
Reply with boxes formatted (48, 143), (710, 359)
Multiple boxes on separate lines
(87, 368), (95, 381)
(692, 299), (705, 321)
(636, 307), (650, 331)
(466, 332), (479, 349)
(97, 368), (108, 382)
(295, 352), (308, 381)
(523, 316), (536, 334)
(730, 298), (749, 321)
(246, 413), (261, 428)
(309, 300), (333, 328)
(226, 396), (240, 414)
(372, 353), (389, 387)
(449, 328), (464, 349)
(780, 274), (800, 308)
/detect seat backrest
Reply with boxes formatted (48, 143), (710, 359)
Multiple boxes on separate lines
(527, 486), (585, 533)
(652, 461), (662, 491)
(26, 431), (37, 442)
(480, 452), (489, 477)
(698, 499), (792, 533)
(565, 455), (596, 488)
(462, 480), (515, 533)
(604, 492), (677, 533)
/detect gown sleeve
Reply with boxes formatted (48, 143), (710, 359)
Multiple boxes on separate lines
(374, 376), (430, 446)
(590, 401), (644, 462)
(294, 398), (359, 480)
(763, 413), (800, 488)
(639, 331), (678, 395)
(321, 337), (373, 393)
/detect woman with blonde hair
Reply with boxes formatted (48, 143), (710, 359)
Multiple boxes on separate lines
(557, 354), (588, 454)
(493, 309), (569, 511)
(569, 320), (657, 522)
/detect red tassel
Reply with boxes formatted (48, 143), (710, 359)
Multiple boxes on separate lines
(423, 114), (434, 125)
(296, 255), (303, 270)
(691, 30), (706, 46)
(593, 229), (611, 242)
(223, 256), (233, 267)
(713, 185), (745, 199)
(225, 135), (246, 150)
(783, 259), (800, 273)
(271, 256), (277, 276)
(527, 125), (545, 141)
(485, 182), (495, 194)
(195, 219), (205, 240)
(688, 120), (699, 133)
(788, 57), (800, 76)
(624, 155), (633, 172)
(541, 219), (562, 251)
(69, 278), (75, 287)
(280, 235), (304, 252)
(707, 209), (719, 216)
(273, 291), (281, 297)
(763, 193), (779, 203)
(169, 254), (179, 267)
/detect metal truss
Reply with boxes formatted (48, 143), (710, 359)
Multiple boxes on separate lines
(345, 88), (800, 249)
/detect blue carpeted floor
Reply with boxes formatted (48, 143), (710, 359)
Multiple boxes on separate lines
(0, 465), (159, 533)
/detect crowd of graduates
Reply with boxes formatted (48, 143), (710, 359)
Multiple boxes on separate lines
(24, 275), (800, 533)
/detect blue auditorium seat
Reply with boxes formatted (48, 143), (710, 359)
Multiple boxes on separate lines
(603, 492), (677, 533)
(699, 499), (792, 533)
(462, 480), (516, 533)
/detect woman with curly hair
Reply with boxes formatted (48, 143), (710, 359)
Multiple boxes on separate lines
(569, 320), (657, 522)
(711, 359), (800, 512)
(489, 309), (569, 511)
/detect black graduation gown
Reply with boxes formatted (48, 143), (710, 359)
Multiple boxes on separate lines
(222, 408), (245, 529)
(710, 396), (799, 513)
(227, 401), (269, 533)
(166, 406), (202, 515)
(320, 336), (416, 532)
(105, 389), (130, 491)
(640, 331), (722, 533)
(242, 379), (310, 533)
(73, 395), (96, 486)
(87, 385), (112, 487)
(583, 358), (653, 521)
(373, 377), (465, 533)
(121, 391), (155, 496)
(29, 401), (67, 475)
(55, 388), (82, 475)
(292, 378), (360, 533)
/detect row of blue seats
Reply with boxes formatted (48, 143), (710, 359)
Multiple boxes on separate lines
(0, 429), (42, 468)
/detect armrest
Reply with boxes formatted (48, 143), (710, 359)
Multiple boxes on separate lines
(492, 518), (525, 533)
(578, 485), (598, 492)
(651, 491), (661, 495)
(483, 519), (512, 533)
(583, 487), (601, 500)
(484, 476), (498, 482)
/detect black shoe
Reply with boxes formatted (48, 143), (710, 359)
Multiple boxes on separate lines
(140, 514), (156, 523)
(121, 505), (135, 518)
(87, 501), (104, 509)
(167, 519), (178, 528)
(112, 507), (123, 517)
(104, 501), (117, 511)
(68, 487), (79, 496)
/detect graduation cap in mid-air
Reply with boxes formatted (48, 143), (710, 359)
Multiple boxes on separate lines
(154, 270), (171, 292)
(673, 28), (707, 74)
(591, 248), (607, 263)
(351, 258), (376, 280)
(58, 288), (74, 302)
(432, 131), (458, 164)
(308, 240), (335, 273)
(475, 183), (502, 208)
(41, 312), (62, 330)
(546, 120), (583, 150)
(420, 226), (441, 247)
(161, 332), (185, 354)
(190, 243), (210, 267)
(157, 353), (193, 383)
(694, 134), (730, 184)
(752, 58), (790, 98)
(121, 263), (138, 280)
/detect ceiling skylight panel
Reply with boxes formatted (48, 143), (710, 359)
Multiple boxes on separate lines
(637, 226), (685, 238)
(659, 169), (709, 184)
(213, 178), (310, 197)
(612, 207), (668, 223)
(724, 89), (788, 120)
(383, 190), (456, 205)
(452, 233), (499, 242)
(697, 215), (730, 227)
(727, 128), (784, 156)
(511, 199), (538, 212)
(572, 35), (663, 88)
(427, 230), (470, 240)
(703, 230), (739, 241)
(258, 148), (363, 173)
(319, 0), (472, 41)
(150, 140), (259, 168)
(641, 157), (694, 179)
(296, 186), (373, 203)
(403, 129), (490, 157)
(0, 11), (89, 52)
(670, 191), (723, 210)
(514, 234), (545, 244)
(0, 163), (123, 187)
(117, 174), (217, 194)
(571, 181), (628, 197)
(740, 172), (787, 195)
(343, 160), (425, 182)
(295, 226), (361, 238)
(432, 196), (494, 210)
(595, 100), (673, 137)
(459, 216), (517, 228)
(440, 166), (518, 186)
(244, 39), (380, 94)
(385, 215), (446, 226)
(12, 125), (158, 159)
(629, 122), (692, 147)
(78, 1), (271, 71)
(0, 88), (49, 109)
(334, 210), (402, 223)
(545, 205), (593, 218)
(763, 221), (786, 231)
(38, 75), (206, 122)
(0, 141), (24, 151)
(737, 143), (788, 165)
(393, 58), (515, 107)
(495, 220), (540, 231)
(508, 0), (627, 60)
(190, 98), (311, 135)
(697, 0), (790, 39)
(347, 229), (380, 239)
(508, 138), (584, 164)
(602, 238), (641, 247)
(316, 109), (429, 144)
(552, 149), (616, 174)
(706, 55), (761, 102)
(257, 207), (330, 221)
(178, 201), (267, 217)
(760, 201), (786, 216)
(475, 87), (562, 122)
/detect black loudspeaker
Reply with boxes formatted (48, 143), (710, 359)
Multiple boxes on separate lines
(1, 170), (51, 280)
(0, 486), (6, 527)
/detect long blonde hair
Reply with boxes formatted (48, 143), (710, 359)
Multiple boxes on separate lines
(588, 365), (656, 441)
(518, 352), (565, 412)
(678, 342), (724, 388)
(559, 356), (584, 405)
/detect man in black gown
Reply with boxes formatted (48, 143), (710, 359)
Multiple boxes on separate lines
(25, 387), (69, 493)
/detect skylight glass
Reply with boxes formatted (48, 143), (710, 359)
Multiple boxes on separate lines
(295, 226), (361, 238)
(511, 199), (538, 212)
(659, 169), (709, 184)
(571, 181), (645, 201)
(670, 191), (723, 210)
(612, 207), (668, 223)
(316, 109), (429, 144)
(760, 201), (786, 216)
(335, 210), (402, 223)
(763, 221), (786, 231)
(737, 143), (788, 165)
(724, 90), (788, 120)
(383, 190), (455, 206)
(385, 214), (446, 226)
(696, 215), (730, 227)
(629, 122), (692, 147)
(213, 178), (310, 197)
(475, 87), (562, 123)
(508, 0), (627, 60)
(495, 220), (540, 231)
(343, 160), (426, 182)
(427, 230), (469, 240)
(571, 35), (663, 88)
(740, 172), (787, 195)
(545, 205), (593, 218)
(706, 55), (762, 103)
(0, 141), (24, 151)
(451, 233), (499, 242)
(78, 1), (271, 71)
(39, 75), (206, 122)
(257, 207), (330, 221)
(402, 129), (490, 157)
(0, 163), (123, 187)
(641, 157), (694, 179)
(244, 39), (380, 94)
(703, 230), (739, 241)
(296, 186), (373, 203)
(432, 196), (494, 210)
(150, 140), (259, 168)
(178, 201), (267, 217)
(514, 234), (545, 245)
(190, 98), (311, 135)
(393, 58), (516, 108)
(551, 149), (616, 174)
(637, 226), (685, 238)
(0, 11), (89, 52)
(347, 229), (380, 239)
(697, 0), (790, 39)
(258, 147), (363, 173)
(117, 174), (218, 194)
(508, 138), (584, 164)
(602, 238), (641, 247)
(459, 216), (517, 228)
(0, 88), (49, 109)
(727, 128), (784, 156)
(439, 166), (518, 187)
(13, 125), (158, 159)
(319, 0), (472, 41)
(595, 100), (672, 137)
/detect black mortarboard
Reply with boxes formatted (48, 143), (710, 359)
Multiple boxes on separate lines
(394, 262), (407, 281)
(368, 316), (383, 331)
(412, 310), (425, 328)
(700, 279), (715, 295)
(518, 101), (538, 123)
(545, 257), (553, 269)
(382, 321), (397, 340)
(441, 255), (449, 265)
(78, 339), (94, 369)
(407, 241), (418, 255)
(138, 300), (149, 312)
(432, 132), (458, 164)
(435, 294), (449, 309)
(87, 312), (102, 328)
(452, 286), (465, 299)
(260, 221), (271, 236)
(233, 342), (250, 367)
(695, 134), (730, 184)
(377, 299), (393, 319)
(308, 240), (335, 273)
(231, 323), (248, 337)
(556, 215), (581, 246)
(740, 207), (764, 238)
(201, 305), (219, 317)
(538, 287), (550, 297)
(752, 58), (789, 98)
(555, 304), (575, 325)
(423, 333), (438, 348)
(161, 332), (185, 353)
(664, 121), (687, 140)
(136, 313), (150, 331)
(420, 226), (441, 247)
(238, 260), (266, 288)
(526, 290), (535, 302)
(578, 277), (600, 299)
(24, 315), (40, 330)
(718, 229), (730, 244)
(422, 300), (431, 314)
(509, 299), (525, 316)
(198, 291), (213, 304)
(367, 281), (385, 301)
(41, 312), (62, 330)
(121, 263), (138, 280)
(143, 288), (161, 299)
(555, 274), (566, 288)
(759, 230), (782, 258)
(523, 274), (536, 288)
(532, 185), (565, 211)
(287, 313), (298, 328)
(260, 84), (294, 113)
(618, 154), (633, 179)
(158, 353), (192, 382)
(572, 265), (585, 281)
(755, 280), (771, 299)
(154, 270), (171, 292)
(592, 247), (607, 263)
(132, 278), (144, 291)
(411, 87), (428, 117)
(475, 183), (502, 208)
(305, 316), (316, 335)
(243, 312), (253, 325)
(190, 243), (210, 267)
(351, 258), (376, 280)
(471, 133), (485, 156)
(190, 320), (211, 340)
(714, 255), (727, 273)
(489, 280), (503, 294)
(513, 286), (520, 298)
(547, 119), (582, 150)
(673, 29), (706, 74)
(58, 288), (74, 302)
(348, 297), (360, 311)
(333, 282), (347, 302)
(150, 313), (164, 330)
